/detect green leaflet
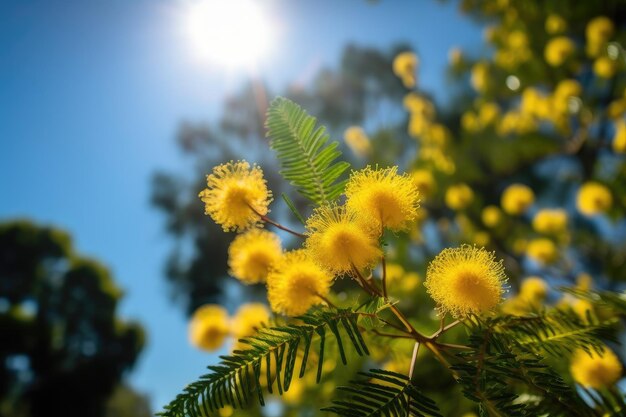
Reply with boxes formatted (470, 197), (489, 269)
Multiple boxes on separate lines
(266, 97), (351, 205)
(158, 308), (368, 417)
(322, 369), (442, 417)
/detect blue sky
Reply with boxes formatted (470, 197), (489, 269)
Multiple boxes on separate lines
(0, 0), (483, 410)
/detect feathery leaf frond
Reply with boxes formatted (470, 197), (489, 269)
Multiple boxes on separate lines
(266, 97), (351, 205)
(159, 308), (368, 417)
(322, 369), (442, 417)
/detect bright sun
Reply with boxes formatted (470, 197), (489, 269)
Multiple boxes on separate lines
(182, 0), (275, 69)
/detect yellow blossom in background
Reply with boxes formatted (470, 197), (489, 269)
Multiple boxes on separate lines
(383, 263), (421, 293)
(448, 47), (463, 67)
(526, 238), (558, 265)
(594, 56), (617, 79)
(403, 93), (435, 118)
(545, 14), (567, 34)
(478, 102), (500, 127)
(614, 120), (626, 153)
(461, 111), (480, 133)
(473, 231), (490, 247)
(586, 16), (614, 45)
(345, 166), (420, 232)
(392, 51), (418, 88)
(445, 183), (474, 211)
(501, 184), (534, 215)
(411, 169), (436, 199)
(199, 160), (272, 232)
(570, 346), (623, 389)
(471, 62), (490, 93)
(482, 205), (502, 228)
(572, 299), (594, 321)
(343, 126), (371, 158)
(267, 250), (333, 316)
(231, 303), (270, 340)
(218, 405), (234, 417)
(576, 272), (594, 291)
(305, 204), (381, 274)
(555, 79), (583, 100)
(532, 208), (568, 234)
(577, 182), (612, 216)
(228, 229), (282, 284)
(424, 245), (506, 318)
(519, 276), (549, 304)
(544, 36), (575, 67)
(188, 304), (230, 352)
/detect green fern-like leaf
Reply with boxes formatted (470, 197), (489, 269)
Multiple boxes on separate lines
(265, 97), (351, 205)
(453, 316), (599, 417)
(159, 308), (368, 417)
(492, 310), (617, 357)
(322, 369), (442, 417)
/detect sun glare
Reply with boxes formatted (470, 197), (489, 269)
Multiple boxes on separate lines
(183, 0), (275, 69)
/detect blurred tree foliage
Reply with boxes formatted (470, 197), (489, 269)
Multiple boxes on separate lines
(151, 44), (412, 315)
(0, 221), (145, 417)
(157, 0), (626, 415)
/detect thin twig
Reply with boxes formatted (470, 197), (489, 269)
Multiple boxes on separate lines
(381, 256), (388, 299)
(408, 342), (420, 379)
(247, 204), (306, 238)
(316, 293), (337, 309)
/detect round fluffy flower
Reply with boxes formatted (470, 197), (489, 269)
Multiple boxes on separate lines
(594, 56), (617, 79)
(228, 229), (282, 284)
(411, 169), (436, 199)
(586, 16), (614, 45)
(532, 209), (568, 234)
(555, 79), (582, 100)
(188, 304), (230, 351)
(424, 245), (507, 317)
(614, 120), (626, 153)
(545, 14), (567, 34)
(392, 51), (418, 88)
(345, 166), (421, 232)
(482, 205), (503, 228)
(199, 161), (272, 232)
(577, 182), (613, 216)
(267, 250), (333, 316)
(570, 346), (623, 389)
(343, 126), (371, 158)
(305, 205), (381, 274)
(501, 184), (534, 215)
(519, 277), (549, 302)
(445, 183), (474, 211)
(544, 37), (575, 67)
(526, 238), (558, 265)
(231, 302), (270, 339)
(471, 62), (490, 93)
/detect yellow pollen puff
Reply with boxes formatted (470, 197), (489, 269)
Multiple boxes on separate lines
(231, 303), (270, 349)
(545, 14), (567, 35)
(594, 56), (618, 79)
(199, 160), (272, 232)
(532, 208), (568, 234)
(188, 304), (230, 352)
(445, 183), (474, 211)
(501, 183), (535, 215)
(570, 346), (623, 389)
(555, 79), (583, 99)
(478, 102), (500, 127)
(449, 47), (463, 67)
(586, 16), (614, 45)
(345, 166), (421, 232)
(471, 62), (490, 93)
(228, 229), (282, 285)
(305, 205), (382, 275)
(344, 126), (371, 158)
(392, 51), (419, 89)
(577, 182), (612, 216)
(410, 169), (436, 199)
(482, 205), (503, 228)
(267, 250), (333, 316)
(519, 277), (549, 302)
(526, 238), (558, 265)
(424, 245), (506, 318)
(571, 299), (594, 321)
(544, 37), (575, 67)
(614, 120), (626, 153)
